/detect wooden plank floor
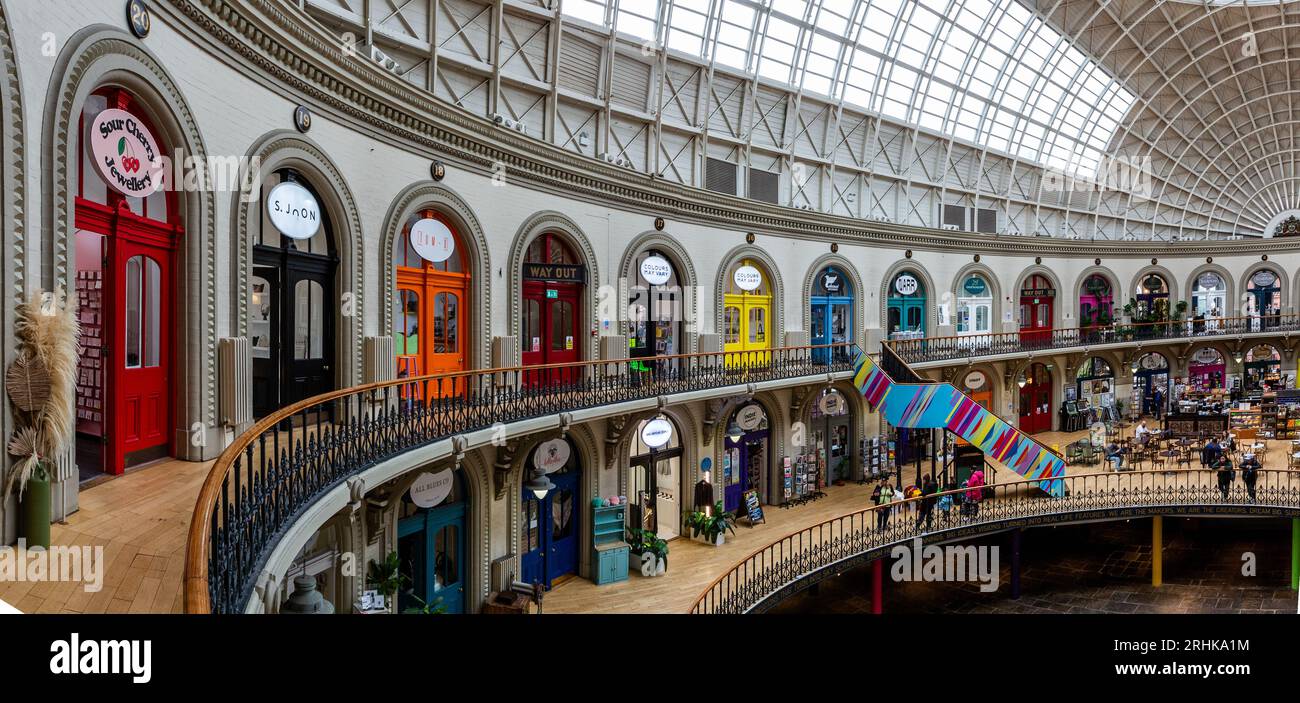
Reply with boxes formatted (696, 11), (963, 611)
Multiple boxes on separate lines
(0, 457), (211, 614)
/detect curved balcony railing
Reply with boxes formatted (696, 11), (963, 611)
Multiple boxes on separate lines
(887, 313), (1300, 365)
(689, 468), (1300, 614)
(184, 343), (859, 614)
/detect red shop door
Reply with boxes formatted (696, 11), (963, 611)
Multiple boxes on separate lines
(1018, 383), (1051, 434)
(1019, 298), (1052, 346)
(107, 234), (173, 472)
(522, 281), (581, 385)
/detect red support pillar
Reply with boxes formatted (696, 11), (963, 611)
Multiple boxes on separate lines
(871, 559), (883, 614)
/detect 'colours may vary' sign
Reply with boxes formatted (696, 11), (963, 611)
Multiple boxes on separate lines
(89, 108), (164, 197)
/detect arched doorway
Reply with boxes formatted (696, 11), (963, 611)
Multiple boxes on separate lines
(627, 416), (683, 538)
(808, 388), (855, 485)
(887, 270), (926, 339)
(1191, 272), (1226, 332)
(956, 274), (993, 339)
(1135, 273), (1170, 328)
(628, 248), (684, 369)
(810, 265), (853, 363)
(520, 436), (582, 588)
(1245, 269), (1281, 330)
(1018, 274), (1055, 345)
(1017, 363), (1052, 434)
(1189, 348), (1225, 391)
(1134, 352), (1170, 416)
(521, 233), (587, 384)
(1076, 356), (1115, 420)
(393, 210), (469, 387)
(1244, 345), (1281, 390)
(251, 168), (339, 417)
(1079, 274), (1114, 330)
(397, 468), (467, 613)
(723, 259), (772, 362)
(722, 402), (770, 512)
(73, 87), (181, 476)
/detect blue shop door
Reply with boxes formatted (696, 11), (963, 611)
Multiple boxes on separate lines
(519, 467), (580, 589)
(397, 502), (466, 614)
(723, 441), (743, 513)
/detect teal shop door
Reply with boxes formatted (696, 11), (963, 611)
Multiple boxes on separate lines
(398, 502), (466, 614)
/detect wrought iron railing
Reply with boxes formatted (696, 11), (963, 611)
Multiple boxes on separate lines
(689, 468), (1300, 614)
(887, 313), (1300, 364)
(184, 344), (859, 614)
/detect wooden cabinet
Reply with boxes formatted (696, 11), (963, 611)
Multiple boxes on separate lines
(591, 504), (628, 585)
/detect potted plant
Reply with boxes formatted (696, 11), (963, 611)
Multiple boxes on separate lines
(4, 290), (80, 548)
(366, 551), (408, 613)
(626, 528), (668, 576)
(687, 501), (737, 546)
(401, 592), (447, 614)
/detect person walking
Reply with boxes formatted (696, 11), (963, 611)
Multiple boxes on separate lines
(875, 480), (894, 531)
(1240, 453), (1260, 502)
(1201, 436), (1222, 469)
(1215, 453), (1235, 501)
(965, 469), (985, 519)
(1153, 386), (1164, 420)
(919, 474), (939, 531)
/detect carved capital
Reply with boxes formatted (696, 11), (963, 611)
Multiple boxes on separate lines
(493, 439), (521, 501)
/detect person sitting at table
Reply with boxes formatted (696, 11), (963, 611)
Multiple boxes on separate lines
(1134, 420), (1150, 446)
(1106, 441), (1124, 471)
(1215, 453), (1235, 500)
(1240, 453), (1260, 502)
(1201, 436), (1222, 469)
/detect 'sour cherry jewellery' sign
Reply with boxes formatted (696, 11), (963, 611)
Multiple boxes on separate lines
(89, 108), (164, 197)
(733, 265), (762, 291)
(267, 181), (321, 240)
(409, 218), (455, 263)
(533, 438), (571, 474)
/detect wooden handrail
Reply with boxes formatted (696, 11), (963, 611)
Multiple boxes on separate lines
(184, 343), (857, 613)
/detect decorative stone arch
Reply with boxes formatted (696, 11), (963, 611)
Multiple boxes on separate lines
(713, 245), (785, 343)
(379, 181), (493, 370)
(0, 0), (25, 540)
(43, 26), (219, 461)
(508, 211), (601, 363)
(1010, 264), (1064, 329)
(608, 407), (701, 532)
(1182, 262), (1236, 315)
(1071, 265), (1123, 321)
(878, 259), (938, 339)
(708, 391), (788, 505)
(947, 262), (1004, 333)
(231, 131), (367, 391)
(616, 230), (699, 354)
(1240, 260), (1290, 316)
(506, 422), (601, 580)
(791, 379), (872, 471)
(1128, 264), (1180, 308)
(801, 253), (866, 347)
(1184, 342), (1235, 380)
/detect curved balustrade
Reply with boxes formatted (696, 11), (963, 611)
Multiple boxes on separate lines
(689, 468), (1300, 614)
(888, 313), (1300, 365)
(184, 344), (858, 614)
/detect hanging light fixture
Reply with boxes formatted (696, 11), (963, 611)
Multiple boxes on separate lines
(1130, 358), (1139, 374)
(1016, 371), (1027, 388)
(726, 416), (745, 442)
(525, 467), (556, 500)
(1232, 350), (1244, 365)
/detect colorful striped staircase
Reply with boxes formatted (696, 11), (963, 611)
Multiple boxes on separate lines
(853, 352), (1065, 496)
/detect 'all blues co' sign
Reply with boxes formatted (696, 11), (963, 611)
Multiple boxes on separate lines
(89, 109), (164, 197)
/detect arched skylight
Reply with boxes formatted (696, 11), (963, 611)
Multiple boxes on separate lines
(564, 0), (1136, 175)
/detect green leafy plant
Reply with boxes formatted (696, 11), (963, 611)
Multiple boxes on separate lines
(401, 592), (447, 614)
(687, 501), (737, 544)
(626, 528), (669, 568)
(366, 551), (409, 607)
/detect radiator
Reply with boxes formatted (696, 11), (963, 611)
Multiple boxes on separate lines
(218, 337), (252, 428)
(490, 554), (517, 593)
(364, 336), (395, 384)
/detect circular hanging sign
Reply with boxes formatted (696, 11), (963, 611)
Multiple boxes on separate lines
(1198, 273), (1222, 290)
(735, 404), (766, 431)
(1252, 270), (1277, 288)
(1193, 348), (1221, 364)
(639, 255), (672, 286)
(733, 265), (763, 291)
(88, 108), (165, 197)
(1140, 354), (1166, 370)
(266, 181), (322, 240)
(409, 470), (454, 509)
(640, 417), (674, 448)
(964, 371), (986, 390)
(1143, 275), (1165, 293)
(894, 274), (919, 296)
(820, 270), (843, 293)
(818, 391), (845, 415)
(962, 276), (987, 296)
(409, 218), (456, 263)
(532, 438), (571, 474)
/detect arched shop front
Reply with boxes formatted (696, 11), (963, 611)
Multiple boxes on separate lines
(1018, 363), (1053, 434)
(956, 273), (993, 338)
(1246, 269), (1282, 329)
(810, 265), (853, 363)
(520, 436), (582, 588)
(1135, 273), (1170, 321)
(722, 402), (770, 513)
(74, 88), (181, 475)
(1134, 352), (1171, 416)
(1018, 274), (1055, 345)
(1192, 272), (1227, 328)
(723, 259), (772, 360)
(627, 416), (683, 539)
(887, 270), (926, 339)
(1074, 357), (1115, 423)
(1188, 348), (1226, 390)
(628, 248), (684, 366)
(1079, 274), (1114, 329)
(807, 388), (855, 485)
(521, 233), (587, 381)
(398, 468), (468, 613)
(1244, 345), (1282, 390)
(251, 169), (339, 417)
(393, 211), (469, 383)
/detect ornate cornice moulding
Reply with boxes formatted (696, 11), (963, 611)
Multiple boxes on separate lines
(162, 0), (1300, 259)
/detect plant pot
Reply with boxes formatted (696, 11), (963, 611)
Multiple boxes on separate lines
(20, 475), (51, 549)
